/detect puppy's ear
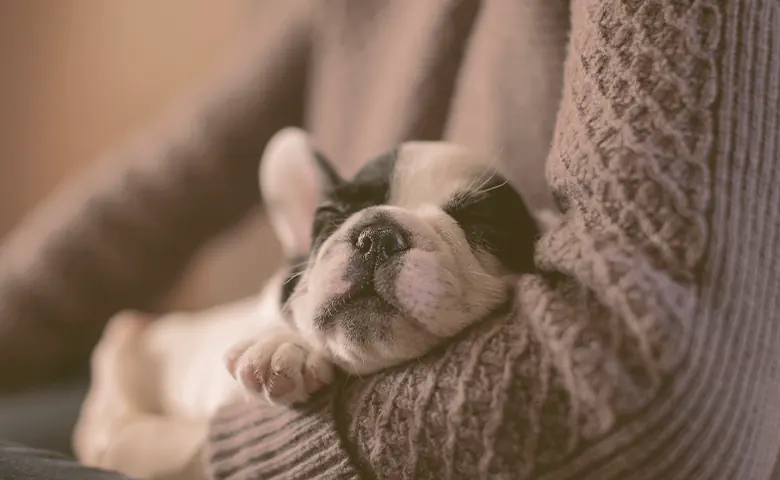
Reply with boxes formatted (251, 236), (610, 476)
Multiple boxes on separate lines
(260, 128), (342, 258)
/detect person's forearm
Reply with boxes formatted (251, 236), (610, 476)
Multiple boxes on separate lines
(0, 2), (312, 391)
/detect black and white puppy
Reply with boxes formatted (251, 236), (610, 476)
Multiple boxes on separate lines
(73, 128), (541, 479)
(226, 127), (539, 404)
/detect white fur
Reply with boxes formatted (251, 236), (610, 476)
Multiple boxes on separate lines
(260, 127), (327, 257)
(389, 142), (492, 209)
(115, 271), (291, 418)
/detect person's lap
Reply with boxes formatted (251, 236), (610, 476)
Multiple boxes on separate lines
(0, 375), (89, 455)
(0, 440), (132, 479)
(0, 375), (131, 478)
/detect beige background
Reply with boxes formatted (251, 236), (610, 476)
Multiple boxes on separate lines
(0, 1), (282, 310)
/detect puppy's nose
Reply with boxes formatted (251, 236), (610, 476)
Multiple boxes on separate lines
(354, 223), (409, 264)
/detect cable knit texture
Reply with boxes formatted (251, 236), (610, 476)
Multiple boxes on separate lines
(1, 0), (778, 479)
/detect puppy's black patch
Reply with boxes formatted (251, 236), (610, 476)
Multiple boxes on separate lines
(445, 175), (539, 273)
(329, 148), (398, 212)
(313, 149), (344, 187)
(310, 148), (399, 251)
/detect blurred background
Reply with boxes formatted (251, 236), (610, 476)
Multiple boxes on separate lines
(0, 0), (288, 454)
(0, 0), (282, 312)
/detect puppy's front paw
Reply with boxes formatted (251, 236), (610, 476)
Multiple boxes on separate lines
(224, 337), (333, 406)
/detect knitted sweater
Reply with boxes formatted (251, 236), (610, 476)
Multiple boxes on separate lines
(1, 0), (779, 479)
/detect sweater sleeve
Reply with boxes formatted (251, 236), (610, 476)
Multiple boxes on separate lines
(0, 2), (313, 392)
(207, 0), (780, 479)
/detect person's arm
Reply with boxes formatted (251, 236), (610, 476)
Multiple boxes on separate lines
(206, 0), (780, 479)
(0, 1), (313, 392)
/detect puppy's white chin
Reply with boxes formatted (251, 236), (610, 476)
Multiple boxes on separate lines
(325, 336), (399, 375)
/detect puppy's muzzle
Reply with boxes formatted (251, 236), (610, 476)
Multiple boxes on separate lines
(312, 217), (411, 333)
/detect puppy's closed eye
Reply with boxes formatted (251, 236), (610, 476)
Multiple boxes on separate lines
(311, 204), (347, 245)
(445, 178), (538, 274)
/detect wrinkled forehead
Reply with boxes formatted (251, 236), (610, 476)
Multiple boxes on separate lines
(327, 142), (491, 209)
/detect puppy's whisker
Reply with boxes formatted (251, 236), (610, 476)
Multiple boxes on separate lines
(464, 160), (499, 194)
(458, 180), (493, 205)
(284, 271), (306, 283)
(462, 172), (493, 200)
(475, 179), (508, 196)
(285, 259), (310, 271)
(463, 172), (506, 204)
(439, 268), (460, 287)
(464, 268), (500, 280)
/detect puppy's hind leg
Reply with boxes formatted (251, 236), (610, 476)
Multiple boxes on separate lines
(73, 312), (210, 480)
(101, 414), (209, 480)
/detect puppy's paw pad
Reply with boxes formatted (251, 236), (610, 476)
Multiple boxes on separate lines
(228, 340), (333, 406)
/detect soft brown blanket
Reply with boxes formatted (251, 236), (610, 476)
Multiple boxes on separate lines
(1, 0), (779, 479)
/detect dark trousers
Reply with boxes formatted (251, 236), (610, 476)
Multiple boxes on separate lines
(0, 375), (129, 478)
(0, 441), (131, 479)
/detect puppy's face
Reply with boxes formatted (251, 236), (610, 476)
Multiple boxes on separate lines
(261, 130), (538, 374)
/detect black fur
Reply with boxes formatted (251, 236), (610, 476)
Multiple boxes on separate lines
(310, 149), (398, 252)
(445, 175), (539, 273)
(313, 149), (344, 187)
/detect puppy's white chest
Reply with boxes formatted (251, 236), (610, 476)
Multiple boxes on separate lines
(141, 297), (278, 419)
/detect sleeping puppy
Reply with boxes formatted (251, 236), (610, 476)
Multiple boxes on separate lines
(73, 128), (539, 479)
(228, 128), (540, 405)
